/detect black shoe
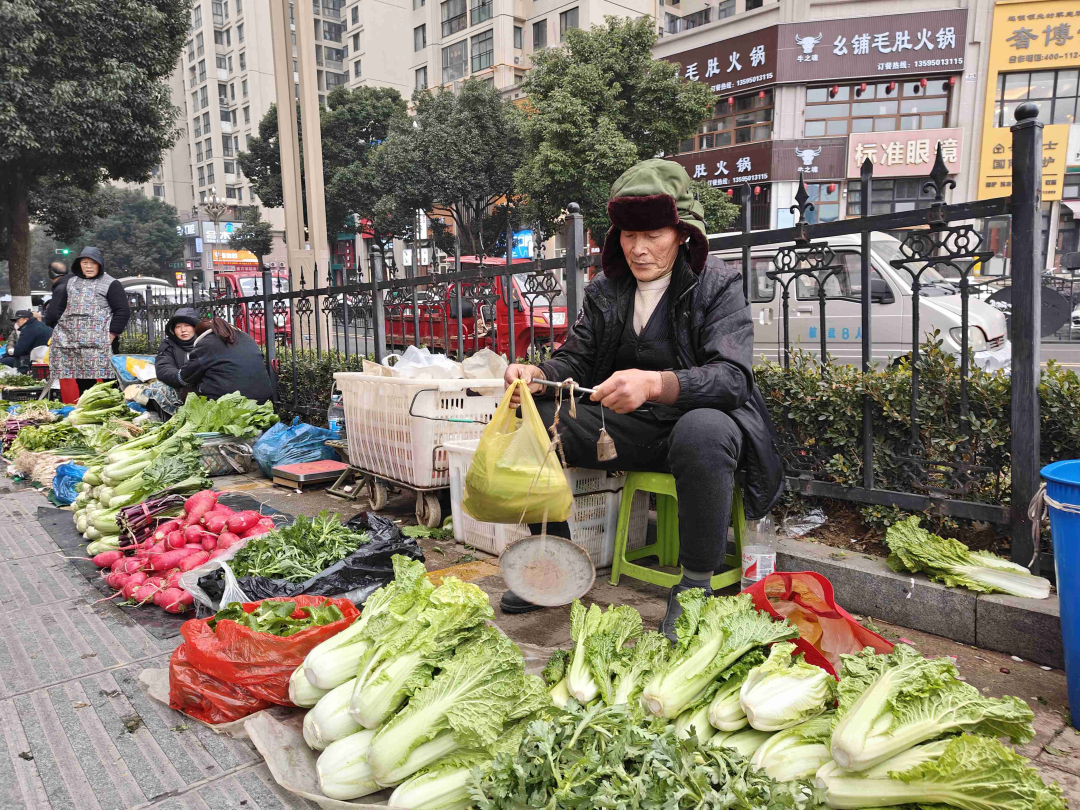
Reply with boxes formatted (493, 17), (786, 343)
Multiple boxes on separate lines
(659, 581), (713, 643)
(500, 590), (545, 614)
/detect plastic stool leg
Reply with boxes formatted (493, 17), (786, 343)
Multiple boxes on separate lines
(609, 482), (638, 587)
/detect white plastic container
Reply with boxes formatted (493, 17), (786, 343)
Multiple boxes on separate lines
(334, 373), (504, 489)
(444, 438), (648, 566)
(741, 514), (777, 590)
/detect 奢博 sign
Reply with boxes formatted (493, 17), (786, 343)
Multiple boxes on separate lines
(846, 128), (963, 178)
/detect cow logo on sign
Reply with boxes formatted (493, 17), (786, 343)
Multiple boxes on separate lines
(795, 145), (822, 174)
(795, 32), (822, 62)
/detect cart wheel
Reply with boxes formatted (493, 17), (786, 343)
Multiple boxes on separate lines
(416, 492), (441, 528)
(368, 480), (388, 512)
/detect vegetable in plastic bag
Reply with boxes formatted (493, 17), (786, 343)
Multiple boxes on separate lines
(252, 417), (341, 477)
(52, 462), (88, 506)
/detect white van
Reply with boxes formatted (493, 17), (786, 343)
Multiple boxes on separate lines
(712, 233), (1010, 369)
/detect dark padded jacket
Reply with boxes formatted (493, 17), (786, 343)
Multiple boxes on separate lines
(11, 318), (52, 361)
(537, 249), (784, 519)
(44, 274), (70, 328)
(180, 329), (275, 403)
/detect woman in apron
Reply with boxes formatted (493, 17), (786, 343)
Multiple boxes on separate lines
(49, 247), (130, 394)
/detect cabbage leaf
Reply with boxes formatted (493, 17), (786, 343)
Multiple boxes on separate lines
(739, 641), (835, 731)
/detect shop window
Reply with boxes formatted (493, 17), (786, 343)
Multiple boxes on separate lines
(804, 80), (951, 137)
(847, 178), (936, 216)
(994, 69), (1080, 127)
(1064, 175), (1080, 199)
(804, 183), (840, 224)
(729, 184), (770, 230)
(692, 90), (772, 152)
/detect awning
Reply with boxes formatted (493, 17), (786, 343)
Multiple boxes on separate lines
(1061, 200), (1080, 217)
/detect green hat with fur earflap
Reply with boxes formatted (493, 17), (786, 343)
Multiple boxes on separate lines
(601, 159), (709, 278)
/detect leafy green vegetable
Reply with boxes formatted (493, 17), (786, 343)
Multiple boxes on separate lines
(708, 727), (775, 758)
(707, 648), (768, 732)
(816, 734), (1066, 809)
(886, 515), (1051, 599)
(567, 600), (642, 704)
(229, 511), (370, 581)
(830, 644), (1035, 772)
(611, 630), (669, 708)
(0, 374), (43, 388)
(208, 600), (344, 636)
(402, 524), (455, 541)
(642, 592), (798, 719)
(739, 642), (835, 732)
(750, 712), (835, 782)
(315, 728), (380, 800)
(540, 649), (570, 687)
(17, 422), (87, 452)
(473, 699), (822, 810)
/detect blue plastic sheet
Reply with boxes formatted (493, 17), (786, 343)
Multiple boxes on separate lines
(52, 462), (88, 506)
(111, 355), (156, 385)
(252, 417), (342, 477)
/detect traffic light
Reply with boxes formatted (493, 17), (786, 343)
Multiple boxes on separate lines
(54, 248), (70, 255)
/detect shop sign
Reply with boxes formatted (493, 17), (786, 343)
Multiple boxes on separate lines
(775, 10), (967, 83)
(663, 28), (778, 97)
(846, 128), (963, 178)
(177, 222), (198, 237)
(212, 249), (259, 264)
(978, 124), (1066, 200)
(771, 137), (848, 181)
(670, 141), (773, 187)
(175, 272), (186, 286)
(1067, 124), (1080, 166)
(202, 221), (242, 244)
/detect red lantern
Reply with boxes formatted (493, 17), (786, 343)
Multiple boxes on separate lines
(727, 96), (735, 105)
(827, 183), (837, 194)
(860, 82), (867, 92)
(919, 77), (927, 87)
(753, 186), (761, 195)
(887, 81), (897, 94)
(726, 188), (734, 196)
(758, 90), (766, 99)
(829, 84), (839, 98)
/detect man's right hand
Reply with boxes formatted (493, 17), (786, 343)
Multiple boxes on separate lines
(504, 363), (545, 406)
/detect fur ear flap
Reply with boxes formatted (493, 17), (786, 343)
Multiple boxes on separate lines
(601, 226), (631, 279)
(606, 194), (681, 232)
(680, 224), (709, 276)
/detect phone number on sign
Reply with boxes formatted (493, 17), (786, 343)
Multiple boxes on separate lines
(914, 57), (964, 68)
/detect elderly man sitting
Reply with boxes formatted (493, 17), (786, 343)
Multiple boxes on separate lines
(503, 159), (784, 639)
(2, 309), (52, 370)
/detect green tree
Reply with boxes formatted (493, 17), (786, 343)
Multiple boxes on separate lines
(691, 181), (741, 234)
(0, 0), (190, 302)
(516, 16), (716, 244)
(228, 206), (275, 269)
(376, 79), (525, 261)
(79, 188), (184, 278)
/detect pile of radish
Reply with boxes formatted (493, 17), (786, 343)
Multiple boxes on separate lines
(90, 490), (276, 614)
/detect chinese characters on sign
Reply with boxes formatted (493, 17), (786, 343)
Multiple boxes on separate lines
(846, 128), (964, 178)
(671, 138), (847, 187)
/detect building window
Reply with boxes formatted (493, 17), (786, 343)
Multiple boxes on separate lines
(198, 59), (206, 81)
(326, 71), (347, 88)
(471, 29), (493, 72)
(414, 0), (425, 8)
(239, 51), (246, 70)
(236, 0), (242, 13)
(198, 166), (205, 186)
(441, 0), (466, 37)
(1065, 174), (1080, 199)
(683, 90), (772, 152)
(222, 134), (232, 156)
(470, 0), (492, 26)
(559, 7), (578, 40)
(414, 24), (426, 51)
(243, 105), (250, 123)
(216, 54), (227, 71)
(205, 137), (214, 158)
(353, 59), (362, 77)
(207, 164), (215, 184)
(805, 80), (951, 137)
(226, 186), (241, 199)
(416, 65), (428, 89)
(196, 141), (204, 162)
(197, 32), (205, 57)
(193, 5), (203, 26)
(199, 86), (209, 108)
(323, 21), (344, 41)
(237, 22), (244, 41)
(848, 178), (936, 216)
(351, 33), (359, 51)
(514, 25), (522, 49)
(187, 39), (195, 60)
(351, 4), (359, 23)
(153, 184), (165, 198)
(242, 78), (248, 96)
(994, 70), (1080, 127)
(533, 20), (547, 50)
(325, 45), (345, 65)
(804, 183), (840, 223)
(203, 112), (210, 129)
(193, 114), (202, 137)
(224, 159), (235, 173)
(442, 39), (468, 83)
(718, 0), (735, 15)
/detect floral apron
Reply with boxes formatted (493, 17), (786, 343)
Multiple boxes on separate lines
(51, 273), (116, 380)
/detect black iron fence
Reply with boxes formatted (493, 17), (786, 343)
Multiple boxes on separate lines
(122, 106), (1055, 566)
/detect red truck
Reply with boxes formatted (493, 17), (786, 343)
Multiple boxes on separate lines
(383, 256), (570, 358)
(212, 269), (292, 344)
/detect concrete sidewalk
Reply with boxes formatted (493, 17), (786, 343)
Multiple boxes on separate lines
(4, 478), (1078, 808)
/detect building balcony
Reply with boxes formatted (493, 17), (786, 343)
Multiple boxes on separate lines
(325, 58), (343, 71)
(213, 13), (226, 27)
(217, 67), (229, 81)
(221, 120), (234, 134)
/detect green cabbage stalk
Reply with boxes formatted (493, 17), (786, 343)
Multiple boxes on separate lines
(549, 678), (571, 708)
(816, 734), (1066, 809)
(738, 641), (835, 731)
(610, 631), (669, 708)
(303, 556), (435, 690)
(367, 627), (526, 787)
(830, 644), (1034, 772)
(707, 727), (774, 758)
(673, 699), (717, 744)
(885, 515), (1051, 599)
(316, 729), (381, 800)
(289, 664), (329, 708)
(642, 592), (797, 719)
(304, 678), (363, 750)
(349, 576), (493, 729)
(749, 711), (834, 782)
(566, 601), (642, 704)
(706, 648), (767, 732)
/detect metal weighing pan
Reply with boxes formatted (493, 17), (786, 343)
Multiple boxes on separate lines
(500, 532), (595, 606)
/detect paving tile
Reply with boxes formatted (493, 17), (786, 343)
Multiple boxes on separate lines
(0, 551), (100, 610)
(139, 765), (320, 810)
(0, 698), (50, 810)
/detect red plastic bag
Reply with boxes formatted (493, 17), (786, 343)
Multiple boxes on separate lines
(743, 572), (892, 678)
(169, 595), (359, 724)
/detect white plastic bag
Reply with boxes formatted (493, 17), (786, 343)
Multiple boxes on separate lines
(463, 347), (508, 380)
(387, 345), (464, 379)
(178, 537), (254, 610)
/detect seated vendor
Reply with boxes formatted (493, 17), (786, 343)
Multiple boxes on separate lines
(2, 309), (52, 370)
(503, 159), (783, 640)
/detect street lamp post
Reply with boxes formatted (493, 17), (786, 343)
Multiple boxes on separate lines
(202, 187), (228, 289)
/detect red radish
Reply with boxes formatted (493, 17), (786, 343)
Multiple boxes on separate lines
(106, 571), (127, 590)
(150, 549), (195, 571)
(166, 530), (185, 549)
(216, 531), (241, 551)
(154, 520), (182, 541)
(225, 511), (261, 534)
(164, 569), (183, 589)
(200, 536), (216, 552)
(159, 589), (190, 613)
(183, 491), (218, 526)
(122, 572), (149, 599)
(133, 584), (159, 604)
(92, 550), (124, 568)
(136, 546), (150, 560)
(209, 548), (229, 560)
(241, 518), (276, 539)
(145, 576), (165, 589)
(148, 541), (167, 556)
(182, 524), (205, 544)
(118, 557), (144, 574)
(203, 513), (230, 535)
(179, 551), (211, 572)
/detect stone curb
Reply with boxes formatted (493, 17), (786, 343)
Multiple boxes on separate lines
(776, 537), (1062, 669)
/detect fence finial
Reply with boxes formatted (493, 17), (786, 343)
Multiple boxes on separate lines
(923, 142), (957, 204)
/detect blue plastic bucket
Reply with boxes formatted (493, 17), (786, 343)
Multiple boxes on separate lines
(1041, 459), (1080, 724)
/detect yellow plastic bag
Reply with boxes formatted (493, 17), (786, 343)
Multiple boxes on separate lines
(462, 379), (573, 524)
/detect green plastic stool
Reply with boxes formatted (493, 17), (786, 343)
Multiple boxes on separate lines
(610, 471), (745, 590)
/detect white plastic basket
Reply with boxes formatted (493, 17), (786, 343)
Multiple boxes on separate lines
(334, 373), (504, 488)
(444, 439), (649, 566)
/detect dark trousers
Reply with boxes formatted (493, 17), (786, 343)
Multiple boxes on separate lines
(0, 356), (21, 368)
(531, 398), (743, 573)
(75, 378), (100, 394)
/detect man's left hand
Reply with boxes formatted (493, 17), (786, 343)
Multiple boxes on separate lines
(590, 369), (662, 414)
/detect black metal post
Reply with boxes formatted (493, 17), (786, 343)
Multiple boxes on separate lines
(505, 211), (516, 362)
(411, 213), (421, 344)
(741, 188), (752, 304)
(860, 158), (874, 490)
(564, 202), (584, 323)
(454, 214), (464, 361)
(1009, 102), (1044, 566)
(143, 285), (154, 346)
(371, 252), (387, 363)
(260, 263), (276, 375)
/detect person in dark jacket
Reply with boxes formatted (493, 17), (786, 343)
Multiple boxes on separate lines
(502, 159), (784, 639)
(180, 316), (275, 403)
(2, 310), (52, 369)
(49, 247), (130, 393)
(155, 307), (200, 394)
(44, 261), (70, 328)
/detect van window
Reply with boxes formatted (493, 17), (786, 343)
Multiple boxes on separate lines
(749, 257), (776, 302)
(795, 252), (886, 300)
